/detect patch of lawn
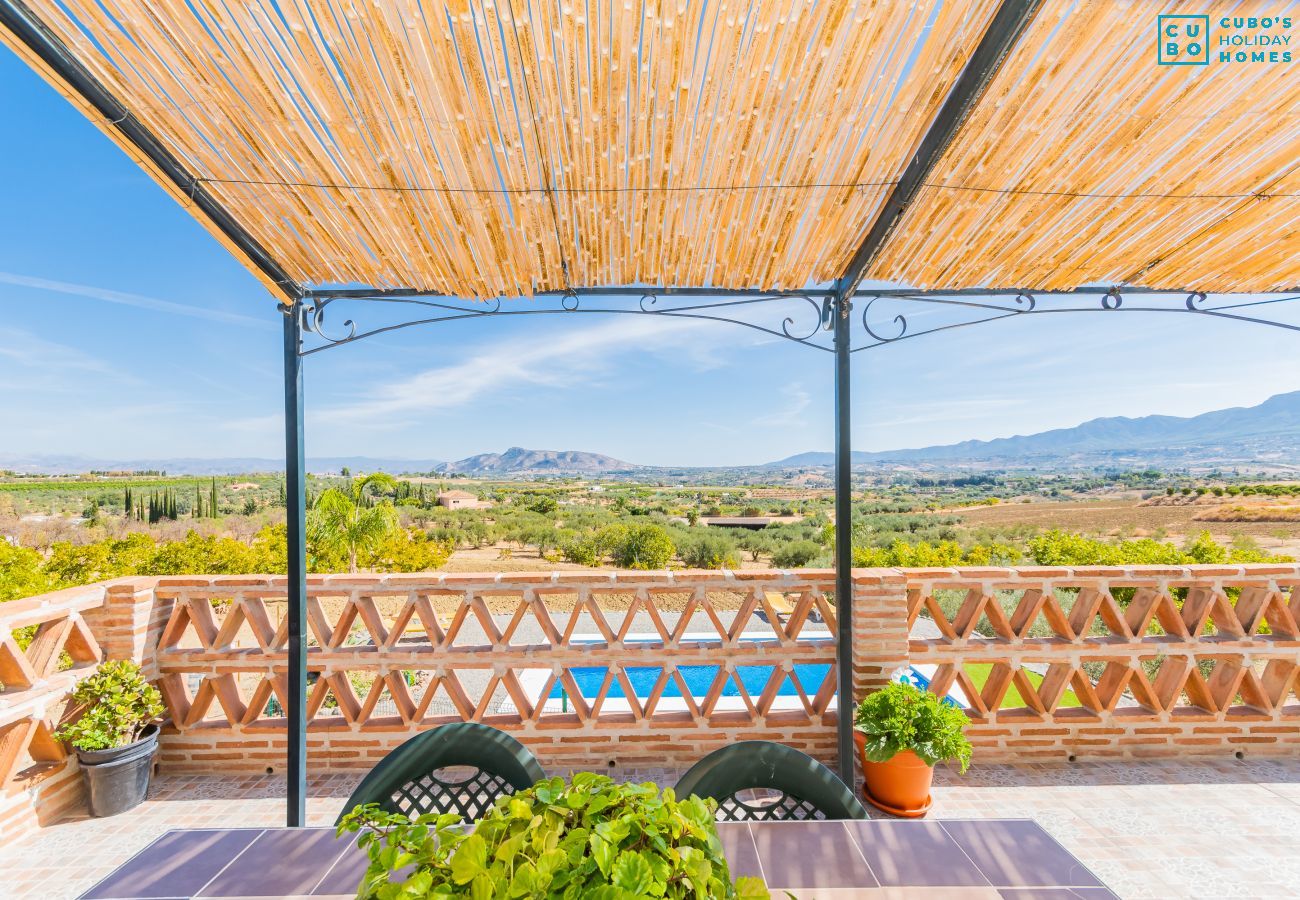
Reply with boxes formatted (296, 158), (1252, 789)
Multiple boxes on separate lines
(963, 663), (1081, 709)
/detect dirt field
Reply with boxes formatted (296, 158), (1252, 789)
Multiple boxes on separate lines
(441, 544), (773, 573)
(953, 498), (1300, 556)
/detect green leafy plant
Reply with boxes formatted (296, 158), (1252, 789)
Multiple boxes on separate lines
(854, 680), (972, 772)
(55, 660), (164, 752)
(337, 772), (770, 899)
(308, 473), (401, 573)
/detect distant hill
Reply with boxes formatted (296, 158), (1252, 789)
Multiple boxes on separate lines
(0, 455), (443, 476)
(12, 392), (1300, 478)
(769, 391), (1300, 469)
(439, 447), (640, 475)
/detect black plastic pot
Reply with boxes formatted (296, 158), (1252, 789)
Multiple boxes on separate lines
(75, 724), (158, 817)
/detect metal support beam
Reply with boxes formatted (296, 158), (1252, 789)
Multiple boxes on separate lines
(0, 0), (300, 302)
(834, 0), (1043, 297)
(832, 297), (855, 786)
(282, 304), (308, 827)
(823, 0), (1041, 792)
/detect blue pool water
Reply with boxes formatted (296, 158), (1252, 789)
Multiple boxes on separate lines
(549, 663), (832, 699)
(546, 662), (961, 707)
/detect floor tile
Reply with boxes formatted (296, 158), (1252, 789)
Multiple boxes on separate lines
(749, 820), (878, 890)
(715, 824), (763, 881)
(196, 828), (349, 898)
(940, 820), (1105, 889)
(79, 829), (263, 899)
(6, 759), (1298, 900)
(846, 819), (991, 887)
(998, 889), (1122, 899)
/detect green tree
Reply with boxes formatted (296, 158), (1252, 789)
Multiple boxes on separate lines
(0, 543), (59, 602)
(677, 532), (740, 568)
(611, 524), (675, 569)
(361, 530), (452, 572)
(307, 473), (400, 572)
(772, 539), (821, 568)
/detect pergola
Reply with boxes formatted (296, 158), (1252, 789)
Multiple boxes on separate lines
(3, 0), (1298, 827)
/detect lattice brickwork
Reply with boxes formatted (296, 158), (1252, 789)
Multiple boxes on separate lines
(0, 583), (113, 839)
(906, 566), (1300, 760)
(6, 564), (1298, 840)
(151, 571), (854, 772)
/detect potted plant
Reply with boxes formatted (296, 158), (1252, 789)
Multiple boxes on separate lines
(338, 772), (770, 898)
(56, 660), (164, 817)
(853, 680), (971, 818)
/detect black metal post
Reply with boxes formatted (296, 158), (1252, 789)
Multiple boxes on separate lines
(282, 303), (308, 826)
(832, 297), (854, 786)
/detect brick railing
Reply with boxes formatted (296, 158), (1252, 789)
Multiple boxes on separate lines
(906, 566), (1300, 758)
(0, 583), (108, 837)
(150, 571), (874, 773)
(2, 565), (1298, 838)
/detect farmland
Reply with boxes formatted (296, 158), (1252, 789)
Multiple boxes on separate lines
(3, 469), (1300, 603)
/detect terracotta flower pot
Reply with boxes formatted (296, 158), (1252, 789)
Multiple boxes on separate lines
(854, 730), (934, 818)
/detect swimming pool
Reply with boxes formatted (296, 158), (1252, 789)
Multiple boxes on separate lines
(548, 662), (833, 701)
(512, 632), (962, 714)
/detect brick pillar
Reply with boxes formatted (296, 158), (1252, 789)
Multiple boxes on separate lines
(81, 578), (165, 671)
(850, 569), (910, 703)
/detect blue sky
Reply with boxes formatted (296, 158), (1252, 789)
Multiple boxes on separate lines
(2, 49), (1299, 468)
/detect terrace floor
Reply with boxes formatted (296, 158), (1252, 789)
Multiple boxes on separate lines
(5, 758), (1299, 900)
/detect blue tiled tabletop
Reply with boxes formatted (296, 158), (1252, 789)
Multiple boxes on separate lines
(80, 819), (1116, 899)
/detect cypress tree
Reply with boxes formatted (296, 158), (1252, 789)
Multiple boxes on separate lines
(210, 478), (219, 518)
(194, 485), (202, 518)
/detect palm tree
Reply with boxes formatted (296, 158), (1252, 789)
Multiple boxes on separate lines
(307, 473), (399, 573)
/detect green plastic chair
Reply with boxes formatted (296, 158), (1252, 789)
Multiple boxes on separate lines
(673, 740), (868, 821)
(336, 723), (545, 824)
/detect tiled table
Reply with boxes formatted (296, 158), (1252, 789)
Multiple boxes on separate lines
(79, 819), (1116, 899)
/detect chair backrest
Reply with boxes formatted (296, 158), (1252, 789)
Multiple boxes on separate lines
(336, 723), (546, 824)
(673, 741), (868, 821)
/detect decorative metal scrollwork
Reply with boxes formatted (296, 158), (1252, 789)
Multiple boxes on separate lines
(295, 286), (1300, 356)
(302, 299), (356, 344)
(861, 295), (908, 342)
(779, 294), (825, 341)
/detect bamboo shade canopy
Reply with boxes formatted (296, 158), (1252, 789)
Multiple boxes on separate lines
(3, 0), (1297, 300)
(869, 0), (1300, 293)
(1, 0), (1001, 299)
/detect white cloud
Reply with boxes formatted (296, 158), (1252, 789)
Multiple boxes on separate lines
(0, 271), (272, 328)
(0, 327), (136, 388)
(753, 383), (812, 427)
(277, 317), (717, 429)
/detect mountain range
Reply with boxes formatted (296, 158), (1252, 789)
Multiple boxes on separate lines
(437, 447), (637, 475)
(6, 392), (1300, 476)
(771, 390), (1300, 469)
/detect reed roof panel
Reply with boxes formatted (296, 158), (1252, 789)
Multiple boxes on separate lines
(8, 0), (1000, 297)
(5, 0), (1297, 298)
(866, 0), (1300, 292)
